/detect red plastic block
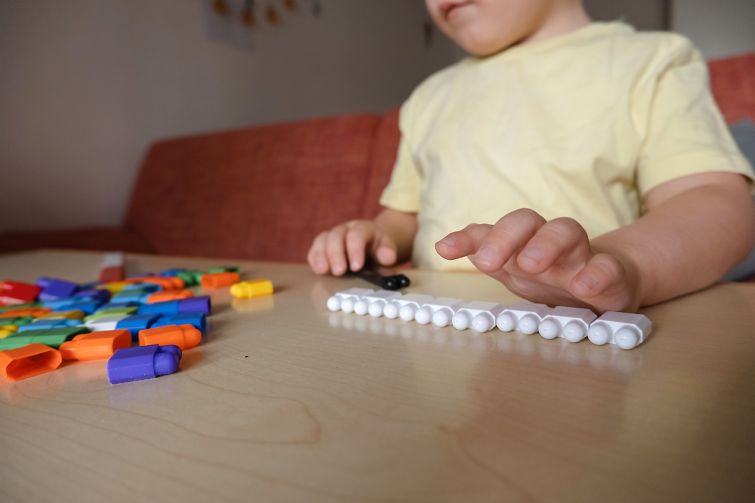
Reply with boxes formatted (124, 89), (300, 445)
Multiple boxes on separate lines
(0, 344), (62, 381)
(0, 281), (42, 305)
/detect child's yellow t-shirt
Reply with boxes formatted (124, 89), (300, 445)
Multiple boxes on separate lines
(380, 22), (753, 270)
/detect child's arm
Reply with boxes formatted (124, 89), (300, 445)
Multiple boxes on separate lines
(435, 172), (754, 312)
(307, 209), (418, 276)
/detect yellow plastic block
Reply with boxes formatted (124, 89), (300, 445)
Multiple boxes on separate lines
(100, 281), (129, 294)
(230, 280), (274, 299)
(0, 326), (18, 339)
(39, 309), (85, 320)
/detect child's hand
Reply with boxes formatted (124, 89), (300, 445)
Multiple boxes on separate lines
(435, 209), (641, 312)
(308, 220), (398, 276)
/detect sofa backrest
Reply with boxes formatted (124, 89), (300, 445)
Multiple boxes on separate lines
(125, 114), (385, 261)
(125, 54), (752, 263)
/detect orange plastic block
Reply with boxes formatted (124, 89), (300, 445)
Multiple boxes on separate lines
(147, 289), (194, 304)
(39, 309), (85, 320)
(59, 329), (132, 361)
(0, 307), (52, 319)
(128, 277), (185, 291)
(0, 344), (62, 381)
(139, 324), (201, 350)
(201, 272), (240, 289)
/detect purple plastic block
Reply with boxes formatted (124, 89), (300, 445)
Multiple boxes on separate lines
(107, 345), (182, 384)
(36, 277), (55, 288)
(178, 296), (211, 315)
(38, 278), (79, 301)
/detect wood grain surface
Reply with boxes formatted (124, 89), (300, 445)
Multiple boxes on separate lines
(1, 250), (753, 503)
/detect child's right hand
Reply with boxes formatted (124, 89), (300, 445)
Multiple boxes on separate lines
(307, 220), (398, 276)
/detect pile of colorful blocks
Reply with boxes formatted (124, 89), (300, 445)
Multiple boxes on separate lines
(0, 266), (241, 383)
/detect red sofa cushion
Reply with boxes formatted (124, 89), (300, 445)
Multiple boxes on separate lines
(362, 109), (401, 219)
(709, 53), (755, 124)
(125, 114), (381, 262)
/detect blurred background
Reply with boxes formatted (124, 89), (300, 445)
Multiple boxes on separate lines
(1, 0), (753, 234)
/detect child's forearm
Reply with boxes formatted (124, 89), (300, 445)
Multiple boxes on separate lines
(592, 176), (754, 306)
(374, 209), (418, 264)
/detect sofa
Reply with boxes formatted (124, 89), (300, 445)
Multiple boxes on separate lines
(2, 54), (754, 266)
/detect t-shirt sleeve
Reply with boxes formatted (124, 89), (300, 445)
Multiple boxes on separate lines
(636, 39), (753, 196)
(379, 103), (423, 213)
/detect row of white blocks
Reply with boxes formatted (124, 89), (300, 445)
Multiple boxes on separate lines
(326, 288), (651, 350)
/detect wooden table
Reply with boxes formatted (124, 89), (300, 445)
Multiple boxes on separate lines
(1, 250), (754, 503)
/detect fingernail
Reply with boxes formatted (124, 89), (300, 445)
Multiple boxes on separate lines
(351, 259), (362, 270)
(521, 246), (544, 264)
(333, 263), (345, 275)
(438, 235), (455, 247)
(576, 275), (597, 292)
(475, 245), (498, 265)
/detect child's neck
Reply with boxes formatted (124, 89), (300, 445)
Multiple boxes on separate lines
(520, 2), (592, 46)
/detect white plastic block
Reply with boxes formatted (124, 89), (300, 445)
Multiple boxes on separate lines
(587, 312), (652, 350)
(382, 294), (435, 320)
(326, 288), (374, 313)
(452, 301), (505, 333)
(84, 315), (129, 332)
(353, 290), (402, 317)
(496, 302), (550, 335)
(414, 298), (464, 327)
(538, 306), (597, 342)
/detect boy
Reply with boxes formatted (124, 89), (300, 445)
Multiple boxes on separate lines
(307, 0), (754, 313)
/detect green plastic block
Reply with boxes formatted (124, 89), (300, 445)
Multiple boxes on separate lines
(84, 307), (137, 321)
(0, 316), (35, 326)
(0, 303), (38, 313)
(177, 271), (198, 286)
(206, 266), (240, 274)
(0, 326), (89, 350)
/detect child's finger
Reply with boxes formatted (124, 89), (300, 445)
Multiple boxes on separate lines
(325, 225), (349, 276)
(307, 232), (330, 275)
(517, 217), (590, 274)
(345, 224), (370, 271)
(370, 231), (397, 266)
(471, 209), (546, 272)
(569, 253), (626, 299)
(435, 224), (492, 260)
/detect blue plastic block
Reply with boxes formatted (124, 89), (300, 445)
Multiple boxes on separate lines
(107, 345), (182, 384)
(122, 283), (160, 293)
(116, 314), (160, 340)
(100, 300), (141, 310)
(152, 313), (207, 334)
(52, 300), (105, 315)
(138, 300), (178, 316)
(138, 296), (211, 316)
(111, 293), (147, 304)
(18, 318), (81, 332)
(38, 279), (79, 301)
(74, 289), (111, 302)
(159, 268), (187, 277)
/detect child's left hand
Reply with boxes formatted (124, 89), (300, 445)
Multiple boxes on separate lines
(435, 209), (641, 313)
